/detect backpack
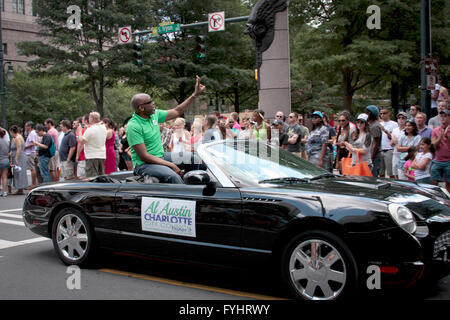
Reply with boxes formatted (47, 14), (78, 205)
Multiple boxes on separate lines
(49, 137), (56, 157)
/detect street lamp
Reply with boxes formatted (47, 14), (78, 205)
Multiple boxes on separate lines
(1, 61), (14, 129)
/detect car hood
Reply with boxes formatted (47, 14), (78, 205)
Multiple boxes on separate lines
(260, 175), (450, 220)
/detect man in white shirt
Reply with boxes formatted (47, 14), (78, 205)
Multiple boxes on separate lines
(391, 111), (407, 179)
(379, 108), (398, 178)
(24, 121), (39, 188)
(78, 112), (107, 177)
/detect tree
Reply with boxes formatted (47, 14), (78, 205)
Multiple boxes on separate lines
(127, 0), (258, 114)
(17, 0), (155, 116)
(290, 0), (416, 114)
(5, 71), (94, 126)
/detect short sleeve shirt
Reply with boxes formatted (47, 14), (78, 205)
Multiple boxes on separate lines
(380, 121), (398, 150)
(127, 110), (168, 167)
(59, 131), (77, 162)
(285, 124), (303, 153)
(432, 126), (450, 162)
(38, 134), (52, 158)
(369, 121), (383, 154)
(306, 125), (329, 158)
(47, 127), (59, 151)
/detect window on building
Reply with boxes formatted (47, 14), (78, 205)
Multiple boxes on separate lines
(1, 0), (4, 12)
(32, 0), (37, 16)
(12, 0), (25, 14)
(18, 0), (24, 14)
(2, 43), (7, 55)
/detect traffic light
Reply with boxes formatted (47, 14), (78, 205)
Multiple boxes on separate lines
(195, 35), (206, 62)
(133, 43), (143, 67)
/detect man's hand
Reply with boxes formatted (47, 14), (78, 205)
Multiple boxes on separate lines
(170, 163), (183, 177)
(193, 75), (206, 97)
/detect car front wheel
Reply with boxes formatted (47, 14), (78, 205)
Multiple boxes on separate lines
(51, 208), (96, 266)
(281, 230), (359, 300)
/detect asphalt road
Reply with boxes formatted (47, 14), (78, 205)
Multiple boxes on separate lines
(0, 193), (449, 302)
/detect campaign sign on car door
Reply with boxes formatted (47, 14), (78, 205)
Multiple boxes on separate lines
(141, 197), (196, 237)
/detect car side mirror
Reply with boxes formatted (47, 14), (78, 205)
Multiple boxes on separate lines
(183, 170), (211, 185)
(203, 181), (217, 197)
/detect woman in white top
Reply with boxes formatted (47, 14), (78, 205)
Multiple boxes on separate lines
(169, 117), (191, 153)
(411, 137), (434, 184)
(344, 113), (372, 165)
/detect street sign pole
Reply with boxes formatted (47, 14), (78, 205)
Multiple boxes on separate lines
(420, 0), (432, 120)
(132, 16), (249, 37)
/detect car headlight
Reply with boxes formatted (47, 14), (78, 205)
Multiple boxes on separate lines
(388, 204), (416, 234)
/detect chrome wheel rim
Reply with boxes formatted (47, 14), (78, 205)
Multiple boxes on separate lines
(56, 214), (88, 262)
(289, 239), (347, 300)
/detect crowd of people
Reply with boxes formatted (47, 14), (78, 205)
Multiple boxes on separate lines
(0, 91), (449, 196)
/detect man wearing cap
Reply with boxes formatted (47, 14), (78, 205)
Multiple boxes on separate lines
(431, 109), (450, 192)
(391, 112), (407, 179)
(365, 105), (382, 177)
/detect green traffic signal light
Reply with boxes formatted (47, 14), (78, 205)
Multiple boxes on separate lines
(195, 35), (206, 62)
(133, 43), (143, 67)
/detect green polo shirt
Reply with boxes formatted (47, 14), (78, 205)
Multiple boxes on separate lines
(126, 110), (168, 167)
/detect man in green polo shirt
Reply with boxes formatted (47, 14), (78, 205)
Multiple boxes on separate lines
(127, 75), (205, 183)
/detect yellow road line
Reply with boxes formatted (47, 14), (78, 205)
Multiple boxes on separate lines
(99, 268), (288, 300)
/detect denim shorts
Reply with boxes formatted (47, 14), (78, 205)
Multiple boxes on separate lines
(430, 160), (450, 182)
(0, 161), (9, 170)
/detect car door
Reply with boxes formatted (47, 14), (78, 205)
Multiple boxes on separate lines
(112, 182), (243, 266)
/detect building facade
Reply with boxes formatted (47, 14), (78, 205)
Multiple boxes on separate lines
(1, 0), (40, 68)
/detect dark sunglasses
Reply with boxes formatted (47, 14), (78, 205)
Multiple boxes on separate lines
(140, 100), (154, 106)
(338, 119), (346, 122)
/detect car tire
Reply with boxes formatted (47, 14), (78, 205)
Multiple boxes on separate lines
(281, 230), (359, 300)
(51, 208), (96, 267)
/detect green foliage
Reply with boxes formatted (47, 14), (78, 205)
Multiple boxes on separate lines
(289, 0), (449, 115)
(124, 0), (258, 113)
(5, 71), (94, 126)
(5, 71), (142, 128)
(17, 0), (156, 115)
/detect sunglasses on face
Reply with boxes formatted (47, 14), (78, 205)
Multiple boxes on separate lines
(140, 100), (154, 106)
(338, 119), (346, 122)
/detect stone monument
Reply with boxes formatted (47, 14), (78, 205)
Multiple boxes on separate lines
(245, 0), (291, 119)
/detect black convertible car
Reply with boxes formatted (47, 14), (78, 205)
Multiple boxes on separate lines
(23, 140), (449, 300)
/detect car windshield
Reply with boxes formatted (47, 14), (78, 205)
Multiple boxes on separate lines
(204, 140), (329, 185)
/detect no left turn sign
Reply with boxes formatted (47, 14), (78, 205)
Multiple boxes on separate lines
(118, 26), (132, 44)
(208, 12), (225, 32)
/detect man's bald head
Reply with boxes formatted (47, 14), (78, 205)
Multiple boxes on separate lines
(131, 93), (151, 112)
